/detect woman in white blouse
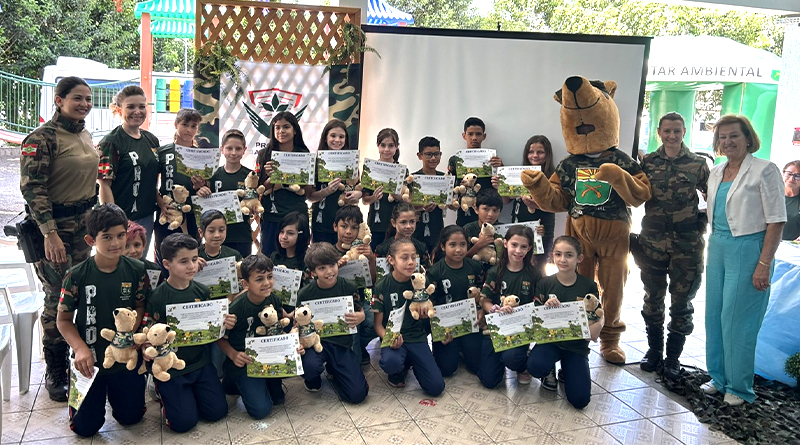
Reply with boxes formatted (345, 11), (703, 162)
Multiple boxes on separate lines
(703, 115), (786, 406)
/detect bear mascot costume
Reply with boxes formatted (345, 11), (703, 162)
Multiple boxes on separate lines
(522, 76), (651, 364)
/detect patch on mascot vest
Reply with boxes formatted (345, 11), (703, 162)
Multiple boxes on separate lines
(575, 168), (611, 206)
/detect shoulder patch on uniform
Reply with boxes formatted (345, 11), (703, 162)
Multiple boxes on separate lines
(21, 144), (37, 156)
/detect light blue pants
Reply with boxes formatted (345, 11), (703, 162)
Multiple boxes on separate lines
(705, 230), (772, 402)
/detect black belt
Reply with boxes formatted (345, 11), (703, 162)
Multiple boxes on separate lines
(52, 197), (97, 218)
(641, 217), (699, 233)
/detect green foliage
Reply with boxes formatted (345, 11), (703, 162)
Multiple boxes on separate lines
(321, 23), (380, 82)
(194, 40), (251, 102)
(391, 0), (483, 29)
(785, 352), (800, 381)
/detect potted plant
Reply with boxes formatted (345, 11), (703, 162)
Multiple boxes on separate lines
(194, 40), (251, 102)
(322, 22), (380, 83)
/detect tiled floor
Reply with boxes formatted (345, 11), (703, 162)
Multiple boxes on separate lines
(0, 249), (736, 444)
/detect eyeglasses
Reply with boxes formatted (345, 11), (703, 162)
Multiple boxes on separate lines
(784, 171), (800, 181)
(421, 152), (442, 159)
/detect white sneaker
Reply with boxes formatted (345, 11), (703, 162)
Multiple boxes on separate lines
(700, 382), (718, 395)
(147, 374), (160, 402)
(723, 393), (745, 406)
(517, 371), (532, 385)
(541, 369), (558, 391)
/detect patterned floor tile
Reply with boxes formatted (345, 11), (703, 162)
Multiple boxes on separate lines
(283, 376), (341, 406)
(601, 419), (682, 445)
(296, 429), (366, 445)
(160, 418), (230, 444)
(415, 411), (494, 444)
(342, 388), (410, 428)
(99, 400), (163, 434)
(498, 377), (561, 405)
(2, 410), (30, 443)
(442, 367), (481, 387)
(31, 385), (68, 411)
(581, 393), (643, 426)
(587, 351), (613, 369)
(10, 362), (45, 389)
(20, 435), (92, 444)
(226, 405), (296, 444)
(446, 382), (515, 412)
(470, 406), (550, 442)
(494, 435), (560, 445)
(614, 387), (690, 418)
(590, 367), (648, 393)
(2, 384), (38, 413)
(358, 420), (430, 445)
(519, 399), (597, 434)
(19, 407), (73, 442)
(549, 426), (623, 445)
(650, 412), (736, 445)
(394, 389), (464, 419)
(286, 400), (356, 437)
(92, 425), (163, 445)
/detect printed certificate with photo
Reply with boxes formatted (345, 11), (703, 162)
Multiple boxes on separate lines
(360, 158), (407, 194)
(245, 333), (304, 378)
(270, 151), (316, 186)
(430, 299), (479, 342)
(193, 256), (240, 298)
(410, 174), (455, 207)
(453, 149), (496, 178)
(174, 144), (221, 179)
(380, 305), (405, 347)
(497, 166), (538, 197)
(272, 266), (304, 306)
(495, 221), (544, 254)
(316, 150), (359, 183)
(192, 190), (244, 224)
(305, 296), (358, 337)
(68, 361), (98, 411)
(165, 299), (229, 347)
(484, 303), (536, 352)
(338, 258), (373, 288)
(530, 301), (591, 344)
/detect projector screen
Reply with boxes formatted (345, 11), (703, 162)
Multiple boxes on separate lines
(358, 26), (650, 227)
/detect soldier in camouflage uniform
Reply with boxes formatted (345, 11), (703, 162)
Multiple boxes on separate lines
(19, 77), (99, 401)
(635, 112), (709, 380)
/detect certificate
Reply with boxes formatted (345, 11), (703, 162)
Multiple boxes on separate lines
(146, 269), (161, 290)
(530, 301), (591, 344)
(68, 361), (99, 411)
(380, 305), (405, 347)
(410, 174), (455, 207)
(245, 333), (304, 378)
(484, 303), (536, 352)
(430, 299), (479, 342)
(360, 158), (407, 194)
(270, 151), (316, 186)
(494, 221), (544, 254)
(453, 149), (496, 178)
(317, 150), (359, 183)
(174, 144), (221, 179)
(192, 191), (244, 224)
(497, 166), (537, 197)
(194, 256), (240, 298)
(305, 296), (357, 337)
(272, 266), (303, 306)
(338, 258), (373, 288)
(165, 299), (228, 347)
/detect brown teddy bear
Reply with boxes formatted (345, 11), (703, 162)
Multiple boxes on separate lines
(255, 304), (290, 336)
(402, 271), (436, 320)
(521, 75), (651, 364)
(467, 286), (481, 304)
(158, 185), (192, 230)
(292, 305), (323, 353)
(100, 308), (140, 370)
(337, 179), (363, 206)
(238, 171), (266, 216)
(135, 324), (185, 382)
(578, 293), (604, 324)
(342, 221), (372, 261)
(454, 173), (481, 212)
(388, 175), (414, 203)
(470, 223), (503, 265)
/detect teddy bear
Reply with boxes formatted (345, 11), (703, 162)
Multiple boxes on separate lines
(255, 304), (291, 336)
(521, 76), (651, 364)
(337, 179), (363, 206)
(467, 286), (481, 304)
(387, 175), (414, 203)
(453, 173), (481, 212)
(133, 324), (185, 382)
(402, 271), (436, 320)
(100, 308), (140, 370)
(578, 293), (604, 324)
(158, 185), (192, 230)
(342, 221), (373, 261)
(292, 305), (324, 353)
(238, 171), (266, 216)
(470, 222), (503, 265)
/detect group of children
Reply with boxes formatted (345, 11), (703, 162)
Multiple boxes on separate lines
(55, 114), (607, 437)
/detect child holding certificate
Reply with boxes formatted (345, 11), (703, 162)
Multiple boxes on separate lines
(362, 128), (407, 250)
(256, 112), (314, 253)
(144, 234), (233, 432)
(197, 210), (243, 263)
(373, 239), (445, 396)
(478, 225), (542, 388)
(270, 211), (311, 317)
(375, 203), (430, 267)
(412, 136), (446, 255)
(296, 243), (369, 403)
(310, 119), (362, 245)
(526, 236), (604, 409)
(218, 254), (289, 419)
(426, 225), (484, 376)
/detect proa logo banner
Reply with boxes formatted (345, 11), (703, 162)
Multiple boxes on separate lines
(121, 282), (132, 298)
(243, 88), (309, 140)
(575, 168), (611, 206)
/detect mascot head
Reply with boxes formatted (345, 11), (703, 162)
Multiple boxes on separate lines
(555, 76), (619, 155)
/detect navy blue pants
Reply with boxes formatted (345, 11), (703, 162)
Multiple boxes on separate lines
(69, 368), (145, 437)
(260, 220), (281, 254)
(380, 342), (444, 396)
(432, 332), (482, 376)
(155, 363), (228, 433)
(477, 337), (529, 388)
(226, 372), (284, 419)
(302, 342), (368, 404)
(527, 343), (591, 409)
(223, 241), (253, 260)
(313, 231), (339, 245)
(358, 309), (377, 360)
(369, 231), (386, 251)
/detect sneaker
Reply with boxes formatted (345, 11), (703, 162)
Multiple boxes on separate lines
(304, 378), (321, 392)
(557, 368), (565, 383)
(700, 382), (718, 395)
(541, 369), (558, 391)
(517, 371), (532, 385)
(387, 374), (406, 388)
(147, 374), (161, 402)
(723, 393), (745, 406)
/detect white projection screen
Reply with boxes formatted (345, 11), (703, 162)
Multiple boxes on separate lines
(359, 26), (650, 227)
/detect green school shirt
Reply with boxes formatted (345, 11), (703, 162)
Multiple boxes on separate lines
(426, 257), (483, 305)
(481, 265), (541, 306)
(412, 169), (445, 250)
(59, 256), (148, 375)
(269, 251), (304, 271)
(375, 237), (430, 268)
(199, 245), (243, 262)
(510, 198), (556, 239)
(371, 274), (427, 343)
(157, 143), (200, 228)
(296, 277), (359, 349)
(255, 146), (311, 223)
(223, 291), (283, 379)
(97, 126), (160, 220)
(209, 166), (253, 244)
(146, 280), (211, 376)
(535, 274), (599, 356)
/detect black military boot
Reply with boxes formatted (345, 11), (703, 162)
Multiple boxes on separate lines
(640, 325), (663, 373)
(43, 343), (69, 402)
(662, 333), (686, 381)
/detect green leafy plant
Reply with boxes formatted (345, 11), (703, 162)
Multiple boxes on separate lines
(320, 22), (380, 82)
(194, 40), (251, 102)
(785, 352), (800, 383)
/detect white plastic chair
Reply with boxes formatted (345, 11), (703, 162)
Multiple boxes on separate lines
(0, 288), (14, 401)
(0, 262), (45, 395)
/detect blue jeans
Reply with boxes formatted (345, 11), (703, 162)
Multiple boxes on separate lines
(69, 368), (146, 437)
(302, 342), (368, 404)
(527, 343), (591, 409)
(380, 342), (444, 396)
(432, 332), (482, 376)
(155, 363), (227, 432)
(229, 372), (284, 419)
(260, 221), (281, 254)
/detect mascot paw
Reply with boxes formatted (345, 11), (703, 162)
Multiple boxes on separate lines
(594, 163), (627, 185)
(600, 344), (626, 365)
